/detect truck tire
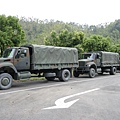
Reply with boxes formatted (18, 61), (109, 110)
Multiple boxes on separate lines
(110, 67), (116, 75)
(89, 68), (96, 78)
(59, 69), (71, 82)
(73, 70), (79, 77)
(0, 73), (13, 90)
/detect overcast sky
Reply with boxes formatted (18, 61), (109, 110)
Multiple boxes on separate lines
(0, 0), (120, 25)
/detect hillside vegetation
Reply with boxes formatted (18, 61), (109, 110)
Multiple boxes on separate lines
(20, 17), (120, 44)
(1, 15), (120, 56)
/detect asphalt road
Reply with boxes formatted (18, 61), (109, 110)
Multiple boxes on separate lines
(0, 73), (120, 120)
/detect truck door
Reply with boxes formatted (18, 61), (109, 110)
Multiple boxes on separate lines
(14, 48), (30, 71)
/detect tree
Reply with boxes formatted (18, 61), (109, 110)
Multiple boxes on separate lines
(19, 17), (120, 45)
(45, 29), (84, 47)
(45, 30), (59, 46)
(74, 44), (84, 59)
(110, 43), (120, 54)
(82, 35), (111, 52)
(0, 15), (25, 56)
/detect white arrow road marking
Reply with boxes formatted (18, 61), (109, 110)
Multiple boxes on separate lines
(43, 88), (100, 110)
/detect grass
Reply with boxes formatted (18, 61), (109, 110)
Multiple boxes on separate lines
(14, 74), (45, 83)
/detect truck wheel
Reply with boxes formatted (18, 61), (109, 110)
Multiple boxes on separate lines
(59, 69), (71, 82)
(0, 73), (13, 90)
(89, 68), (96, 78)
(110, 67), (116, 75)
(73, 70), (79, 77)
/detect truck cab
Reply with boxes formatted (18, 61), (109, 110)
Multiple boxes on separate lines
(80, 52), (101, 66)
(0, 47), (31, 90)
(1, 47), (30, 71)
(73, 52), (99, 78)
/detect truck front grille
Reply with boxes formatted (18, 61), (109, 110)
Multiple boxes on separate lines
(79, 61), (85, 67)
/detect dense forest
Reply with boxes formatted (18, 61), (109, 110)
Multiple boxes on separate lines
(1, 15), (120, 57)
(19, 17), (120, 44)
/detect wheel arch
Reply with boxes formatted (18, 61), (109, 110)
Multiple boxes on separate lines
(0, 62), (18, 80)
(87, 62), (97, 72)
(90, 64), (97, 72)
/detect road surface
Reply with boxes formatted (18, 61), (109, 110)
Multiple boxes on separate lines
(0, 73), (120, 120)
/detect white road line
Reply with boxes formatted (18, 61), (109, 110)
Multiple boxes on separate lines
(43, 88), (100, 109)
(0, 75), (119, 96)
(0, 80), (94, 96)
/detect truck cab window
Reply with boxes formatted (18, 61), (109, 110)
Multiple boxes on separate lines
(88, 53), (95, 60)
(15, 49), (21, 58)
(15, 49), (27, 58)
(82, 53), (95, 60)
(20, 49), (27, 58)
(82, 54), (91, 59)
(2, 48), (16, 58)
(21, 49), (27, 57)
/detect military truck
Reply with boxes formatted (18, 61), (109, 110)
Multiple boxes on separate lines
(73, 51), (120, 78)
(0, 44), (78, 90)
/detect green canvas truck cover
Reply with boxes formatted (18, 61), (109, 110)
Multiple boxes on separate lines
(99, 51), (120, 66)
(22, 44), (78, 69)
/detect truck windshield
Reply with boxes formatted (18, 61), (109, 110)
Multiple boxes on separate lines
(2, 48), (16, 58)
(82, 53), (95, 60)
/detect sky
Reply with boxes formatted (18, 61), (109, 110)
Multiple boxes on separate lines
(0, 0), (120, 25)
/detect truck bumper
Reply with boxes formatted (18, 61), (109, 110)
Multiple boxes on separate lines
(77, 66), (90, 74)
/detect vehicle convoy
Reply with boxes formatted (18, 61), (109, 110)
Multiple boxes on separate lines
(0, 44), (78, 90)
(73, 51), (120, 78)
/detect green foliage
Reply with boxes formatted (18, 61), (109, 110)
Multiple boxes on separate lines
(19, 17), (120, 56)
(74, 44), (84, 58)
(45, 29), (84, 48)
(110, 43), (120, 54)
(19, 18), (83, 45)
(45, 30), (59, 46)
(82, 35), (111, 52)
(87, 20), (120, 44)
(1, 15), (120, 57)
(0, 15), (25, 56)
